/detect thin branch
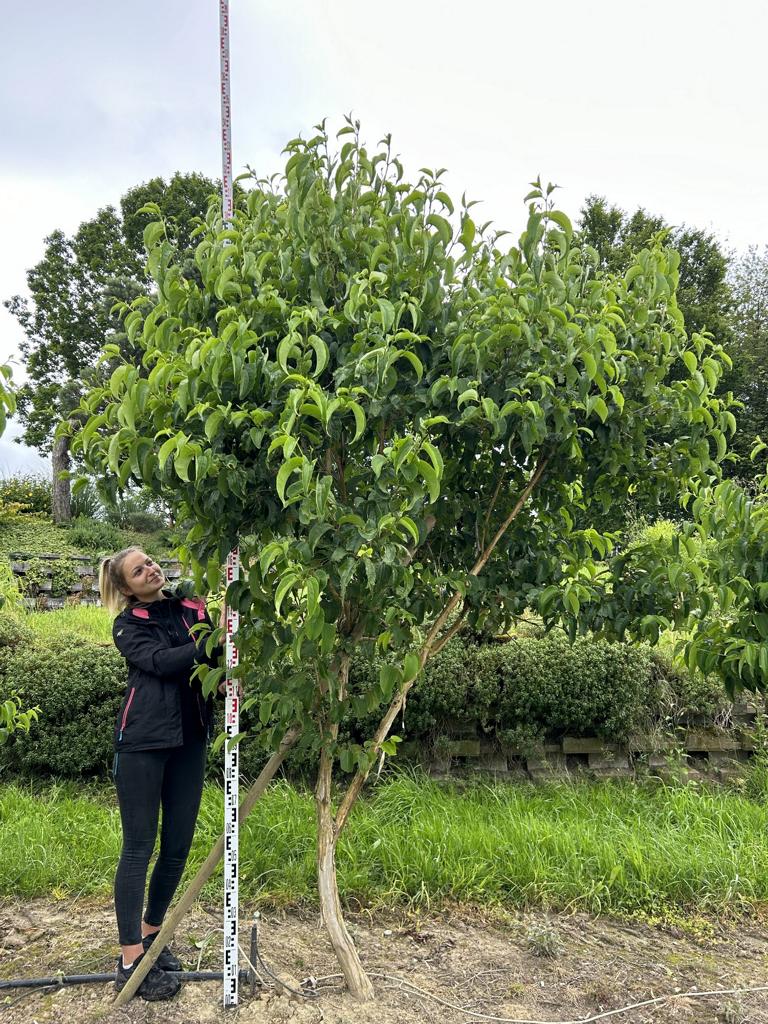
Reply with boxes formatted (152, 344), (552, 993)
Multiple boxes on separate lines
(334, 452), (550, 835)
(479, 470), (507, 553)
(429, 600), (469, 658)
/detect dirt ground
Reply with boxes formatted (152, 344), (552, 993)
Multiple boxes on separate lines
(1, 898), (768, 1024)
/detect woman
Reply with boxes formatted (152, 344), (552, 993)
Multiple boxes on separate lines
(99, 547), (223, 1002)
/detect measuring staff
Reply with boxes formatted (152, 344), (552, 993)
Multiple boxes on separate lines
(100, 547), (232, 1002)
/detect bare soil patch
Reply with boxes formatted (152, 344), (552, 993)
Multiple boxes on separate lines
(1, 898), (768, 1024)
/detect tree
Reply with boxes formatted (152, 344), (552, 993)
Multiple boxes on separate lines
(562, 456), (768, 696)
(578, 196), (733, 345)
(577, 196), (736, 526)
(76, 122), (730, 997)
(4, 173), (216, 522)
(719, 246), (768, 472)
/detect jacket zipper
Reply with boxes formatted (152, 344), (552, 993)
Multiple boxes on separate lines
(119, 687), (136, 741)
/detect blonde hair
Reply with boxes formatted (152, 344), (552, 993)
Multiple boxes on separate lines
(99, 547), (143, 616)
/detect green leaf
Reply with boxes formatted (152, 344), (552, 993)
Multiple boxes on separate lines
(402, 652), (420, 683)
(398, 516), (419, 545)
(259, 542), (283, 576)
(205, 410), (224, 443)
(590, 396), (609, 423)
(376, 299), (396, 333)
(547, 210), (573, 242)
(426, 214), (452, 247)
(393, 350), (424, 381)
(582, 352), (597, 380)
(460, 216), (476, 249)
(416, 459), (440, 503)
(275, 571), (300, 615)
(379, 664), (400, 701)
(158, 434), (179, 469)
(308, 335), (329, 377)
(348, 401), (365, 443)
(276, 456), (304, 504)
(421, 440), (444, 477)
(683, 351), (697, 375)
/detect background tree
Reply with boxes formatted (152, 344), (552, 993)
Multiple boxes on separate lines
(77, 123), (730, 997)
(4, 172), (216, 522)
(577, 195), (737, 528)
(720, 246), (768, 473)
(559, 453), (768, 697)
(578, 196), (733, 345)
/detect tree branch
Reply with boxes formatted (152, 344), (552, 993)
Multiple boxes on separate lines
(479, 470), (507, 553)
(334, 451), (550, 835)
(429, 600), (469, 658)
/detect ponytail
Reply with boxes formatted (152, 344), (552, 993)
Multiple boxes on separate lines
(99, 547), (142, 616)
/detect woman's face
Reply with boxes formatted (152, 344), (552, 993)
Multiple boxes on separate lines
(120, 550), (165, 602)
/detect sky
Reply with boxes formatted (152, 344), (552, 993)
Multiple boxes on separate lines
(1, 0), (766, 473)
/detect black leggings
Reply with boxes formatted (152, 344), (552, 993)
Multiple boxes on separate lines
(113, 740), (207, 946)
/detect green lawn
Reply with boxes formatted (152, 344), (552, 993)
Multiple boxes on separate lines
(1, 774), (767, 918)
(25, 604), (113, 644)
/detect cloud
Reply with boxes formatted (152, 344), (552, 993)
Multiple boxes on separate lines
(0, 419), (50, 476)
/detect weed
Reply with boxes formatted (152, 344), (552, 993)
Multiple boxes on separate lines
(524, 919), (561, 957)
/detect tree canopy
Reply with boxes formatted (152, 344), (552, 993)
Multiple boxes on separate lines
(76, 121), (733, 996)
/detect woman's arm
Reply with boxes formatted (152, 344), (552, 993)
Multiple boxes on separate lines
(113, 619), (197, 680)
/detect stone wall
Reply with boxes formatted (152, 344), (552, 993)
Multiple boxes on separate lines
(9, 552), (182, 609)
(410, 702), (761, 784)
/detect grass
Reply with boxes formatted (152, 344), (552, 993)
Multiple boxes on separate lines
(25, 604), (113, 644)
(1, 773), (768, 919)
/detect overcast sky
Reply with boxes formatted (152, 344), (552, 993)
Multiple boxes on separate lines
(1, 0), (766, 472)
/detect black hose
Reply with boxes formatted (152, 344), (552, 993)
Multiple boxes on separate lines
(0, 969), (252, 991)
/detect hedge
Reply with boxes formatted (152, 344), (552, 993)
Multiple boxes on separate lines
(0, 618), (728, 780)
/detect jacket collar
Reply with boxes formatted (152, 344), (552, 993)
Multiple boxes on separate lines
(122, 590), (175, 620)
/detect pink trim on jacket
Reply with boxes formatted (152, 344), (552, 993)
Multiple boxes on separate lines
(180, 597), (206, 621)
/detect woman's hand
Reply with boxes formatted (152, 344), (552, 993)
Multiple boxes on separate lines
(217, 602), (243, 698)
(218, 679), (245, 700)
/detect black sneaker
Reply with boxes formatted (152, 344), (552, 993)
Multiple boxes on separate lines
(114, 953), (181, 1001)
(142, 931), (183, 971)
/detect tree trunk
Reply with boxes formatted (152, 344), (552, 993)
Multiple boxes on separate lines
(315, 747), (374, 1000)
(51, 431), (71, 524)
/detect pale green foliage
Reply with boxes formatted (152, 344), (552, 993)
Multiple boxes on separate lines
(571, 460), (768, 697)
(0, 363), (14, 437)
(0, 694), (38, 746)
(76, 120), (731, 772)
(0, 558), (24, 615)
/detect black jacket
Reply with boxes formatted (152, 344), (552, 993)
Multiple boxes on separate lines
(112, 591), (222, 752)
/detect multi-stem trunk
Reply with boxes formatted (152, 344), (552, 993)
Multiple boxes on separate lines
(314, 653), (375, 1000)
(314, 457), (548, 999)
(315, 743), (375, 1000)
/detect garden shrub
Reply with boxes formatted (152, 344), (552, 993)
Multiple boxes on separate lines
(119, 511), (168, 534)
(70, 481), (105, 521)
(647, 649), (732, 729)
(22, 557), (80, 597)
(0, 636), (126, 775)
(0, 614), (34, 651)
(0, 558), (24, 614)
(0, 514), (79, 557)
(0, 625), (733, 780)
(492, 635), (656, 744)
(66, 516), (124, 554)
(0, 474), (52, 516)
